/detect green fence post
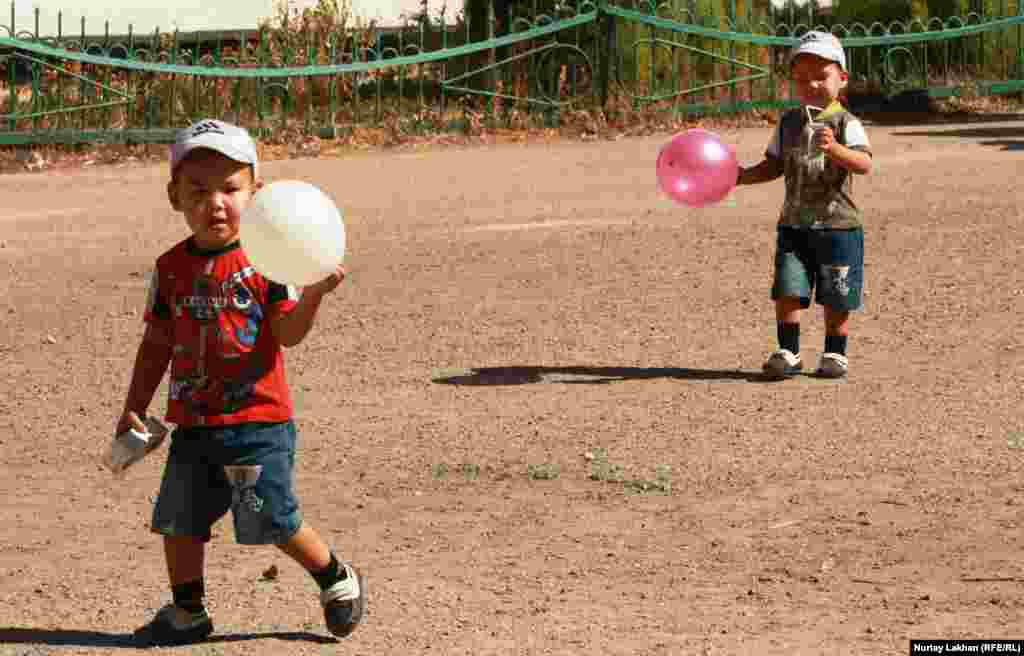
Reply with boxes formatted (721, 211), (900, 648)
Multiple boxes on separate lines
(57, 10), (66, 131)
(325, 32), (336, 136)
(6, 49), (15, 132)
(646, 0), (654, 108)
(487, 0), (495, 125)
(31, 7), (42, 132)
(418, 13), (426, 110)
(729, 0), (737, 108)
(598, 0), (612, 109)
(103, 19), (111, 133)
(305, 30), (314, 135)
(234, 31), (246, 125)
(79, 15), (86, 133)
(440, 9), (448, 117)
(768, 0), (775, 108)
(170, 28), (179, 129)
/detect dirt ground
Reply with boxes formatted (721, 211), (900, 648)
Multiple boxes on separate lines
(1, 118), (1022, 655)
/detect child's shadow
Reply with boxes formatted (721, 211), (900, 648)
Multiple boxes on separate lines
(432, 365), (774, 386)
(0, 627), (337, 648)
(980, 139), (1024, 151)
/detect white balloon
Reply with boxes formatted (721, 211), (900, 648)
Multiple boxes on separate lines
(241, 180), (346, 286)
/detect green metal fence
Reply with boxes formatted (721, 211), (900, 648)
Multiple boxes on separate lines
(0, 0), (1022, 145)
(610, 0), (1024, 115)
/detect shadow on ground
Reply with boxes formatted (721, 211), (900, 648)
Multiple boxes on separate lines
(887, 124), (1024, 150)
(979, 140), (1024, 151)
(0, 627), (337, 648)
(892, 125), (1024, 139)
(858, 110), (1024, 127)
(848, 88), (1024, 126)
(432, 366), (774, 386)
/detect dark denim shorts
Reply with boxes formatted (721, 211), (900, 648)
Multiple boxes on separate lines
(771, 226), (864, 311)
(151, 421), (302, 545)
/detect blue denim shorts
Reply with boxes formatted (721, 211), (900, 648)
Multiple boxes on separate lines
(771, 226), (864, 311)
(151, 421), (303, 545)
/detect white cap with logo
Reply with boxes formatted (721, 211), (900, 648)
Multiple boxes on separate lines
(790, 31), (846, 72)
(170, 119), (259, 176)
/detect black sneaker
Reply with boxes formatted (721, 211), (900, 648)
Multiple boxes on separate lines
(320, 563), (367, 638)
(134, 604), (214, 646)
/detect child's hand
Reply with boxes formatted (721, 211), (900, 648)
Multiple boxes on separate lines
(813, 126), (836, 153)
(115, 410), (147, 438)
(305, 264), (348, 296)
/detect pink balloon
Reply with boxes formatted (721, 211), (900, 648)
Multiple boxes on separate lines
(656, 129), (739, 208)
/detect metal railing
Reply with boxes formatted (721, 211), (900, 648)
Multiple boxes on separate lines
(0, 0), (1021, 144)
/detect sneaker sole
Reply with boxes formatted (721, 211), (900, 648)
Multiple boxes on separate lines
(134, 619), (214, 646)
(762, 362), (803, 379)
(325, 573), (367, 638)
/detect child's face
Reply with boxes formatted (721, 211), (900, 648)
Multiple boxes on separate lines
(791, 54), (848, 109)
(168, 150), (261, 250)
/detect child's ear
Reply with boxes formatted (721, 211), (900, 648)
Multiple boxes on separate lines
(167, 179), (181, 211)
(838, 69), (849, 89)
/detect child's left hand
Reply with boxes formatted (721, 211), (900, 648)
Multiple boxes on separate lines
(813, 126), (837, 153)
(306, 264), (348, 296)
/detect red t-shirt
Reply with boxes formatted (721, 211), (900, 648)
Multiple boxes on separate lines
(144, 238), (299, 427)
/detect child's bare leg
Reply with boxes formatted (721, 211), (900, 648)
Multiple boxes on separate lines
(134, 536), (213, 646)
(277, 524), (331, 571)
(775, 296), (803, 324)
(824, 307), (850, 337)
(278, 524), (366, 638)
(164, 535), (206, 585)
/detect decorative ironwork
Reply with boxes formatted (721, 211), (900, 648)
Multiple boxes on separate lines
(0, 0), (1021, 144)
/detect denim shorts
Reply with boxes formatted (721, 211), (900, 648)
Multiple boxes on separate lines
(151, 421), (303, 545)
(771, 226), (864, 311)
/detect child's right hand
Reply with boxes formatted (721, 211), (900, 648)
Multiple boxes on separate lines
(305, 264), (348, 297)
(115, 410), (147, 438)
(813, 126), (837, 153)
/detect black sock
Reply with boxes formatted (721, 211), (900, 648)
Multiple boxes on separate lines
(777, 322), (800, 355)
(172, 579), (206, 614)
(311, 553), (348, 591)
(825, 334), (848, 356)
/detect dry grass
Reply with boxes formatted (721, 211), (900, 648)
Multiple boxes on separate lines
(0, 97), (776, 175)
(4, 87), (1022, 176)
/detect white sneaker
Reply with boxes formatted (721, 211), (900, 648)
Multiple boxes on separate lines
(816, 352), (849, 378)
(762, 349), (803, 378)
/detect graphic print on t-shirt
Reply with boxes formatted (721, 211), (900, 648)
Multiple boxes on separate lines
(146, 240), (297, 426)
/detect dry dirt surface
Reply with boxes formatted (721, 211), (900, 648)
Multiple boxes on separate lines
(1, 119), (1023, 656)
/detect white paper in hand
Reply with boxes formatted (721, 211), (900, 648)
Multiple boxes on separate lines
(105, 414), (169, 477)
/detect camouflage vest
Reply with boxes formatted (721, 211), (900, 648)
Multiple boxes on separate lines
(777, 105), (865, 229)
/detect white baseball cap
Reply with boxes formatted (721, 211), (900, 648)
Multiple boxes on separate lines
(790, 31), (846, 72)
(170, 119), (259, 177)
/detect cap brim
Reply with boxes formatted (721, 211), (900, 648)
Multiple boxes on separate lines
(171, 134), (257, 175)
(791, 43), (845, 70)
